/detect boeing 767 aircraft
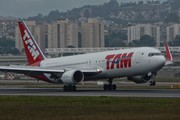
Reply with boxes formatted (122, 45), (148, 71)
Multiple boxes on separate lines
(0, 21), (173, 91)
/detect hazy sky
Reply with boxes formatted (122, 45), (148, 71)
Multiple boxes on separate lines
(0, 0), (167, 18)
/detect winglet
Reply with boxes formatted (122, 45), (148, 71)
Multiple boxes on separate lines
(18, 21), (46, 66)
(165, 44), (173, 65)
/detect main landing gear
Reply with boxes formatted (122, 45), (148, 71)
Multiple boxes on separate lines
(149, 80), (156, 86)
(63, 85), (76, 91)
(103, 78), (117, 91)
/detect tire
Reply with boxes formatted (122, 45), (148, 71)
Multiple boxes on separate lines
(104, 84), (108, 90)
(68, 85), (72, 91)
(108, 85), (112, 90)
(112, 84), (117, 90)
(63, 85), (68, 91)
(153, 81), (156, 86)
(72, 85), (76, 91)
(149, 81), (153, 86)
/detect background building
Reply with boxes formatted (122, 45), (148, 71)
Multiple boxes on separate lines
(47, 18), (78, 48)
(128, 24), (160, 47)
(81, 18), (104, 48)
(15, 21), (45, 52)
(167, 24), (180, 43)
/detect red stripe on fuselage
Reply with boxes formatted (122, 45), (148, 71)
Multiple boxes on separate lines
(30, 74), (54, 83)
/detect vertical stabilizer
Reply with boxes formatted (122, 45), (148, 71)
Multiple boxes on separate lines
(165, 44), (173, 65)
(165, 44), (173, 61)
(18, 21), (45, 65)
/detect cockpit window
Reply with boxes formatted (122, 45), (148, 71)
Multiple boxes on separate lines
(148, 53), (163, 57)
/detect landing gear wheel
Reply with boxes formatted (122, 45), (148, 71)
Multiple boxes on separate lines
(149, 81), (152, 86)
(72, 85), (76, 91)
(104, 78), (117, 91)
(68, 85), (72, 91)
(103, 84), (108, 90)
(63, 85), (68, 91)
(112, 84), (117, 90)
(149, 81), (156, 86)
(108, 85), (112, 90)
(63, 85), (77, 91)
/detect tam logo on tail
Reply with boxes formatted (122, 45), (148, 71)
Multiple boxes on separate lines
(23, 30), (40, 60)
(18, 21), (45, 66)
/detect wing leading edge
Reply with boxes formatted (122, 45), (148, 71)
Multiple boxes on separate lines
(0, 66), (99, 76)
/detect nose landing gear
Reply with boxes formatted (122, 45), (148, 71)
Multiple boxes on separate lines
(149, 80), (156, 86)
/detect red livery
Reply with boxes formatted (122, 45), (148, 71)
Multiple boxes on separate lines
(105, 52), (134, 70)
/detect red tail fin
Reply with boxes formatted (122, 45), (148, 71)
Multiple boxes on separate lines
(165, 44), (173, 65)
(165, 44), (173, 61)
(18, 21), (45, 66)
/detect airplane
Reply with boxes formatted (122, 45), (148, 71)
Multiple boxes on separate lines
(0, 21), (173, 91)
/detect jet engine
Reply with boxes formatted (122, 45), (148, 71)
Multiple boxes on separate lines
(127, 75), (152, 83)
(61, 70), (84, 85)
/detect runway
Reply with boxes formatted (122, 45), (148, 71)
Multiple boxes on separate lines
(0, 88), (180, 98)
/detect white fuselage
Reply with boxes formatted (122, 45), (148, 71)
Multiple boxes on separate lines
(39, 47), (166, 82)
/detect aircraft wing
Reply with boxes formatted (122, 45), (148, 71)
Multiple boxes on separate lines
(0, 66), (99, 76)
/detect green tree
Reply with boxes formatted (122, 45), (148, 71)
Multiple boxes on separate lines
(84, 9), (90, 18)
(164, 13), (180, 23)
(0, 48), (20, 55)
(0, 37), (15, 47)
(8, 48), (20, 55)
(139, 35), (156, 47)
(0, 37), (20, 55)
(46, 10), (61, 21)
(169, 35), (180, 46)
(128, 40), (139, 47)
(109, 39), (126, 47)
(105, 32), (127, 47)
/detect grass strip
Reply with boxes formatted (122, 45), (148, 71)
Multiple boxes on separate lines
(0, 96), (180, 120)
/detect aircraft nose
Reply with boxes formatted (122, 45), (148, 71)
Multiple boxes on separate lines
(153, 56), (166, 71)
(158, 56), (166, 66)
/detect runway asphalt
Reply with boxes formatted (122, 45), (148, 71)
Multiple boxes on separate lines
(0, 80), (180, 97)
(0, 88), (180, 98)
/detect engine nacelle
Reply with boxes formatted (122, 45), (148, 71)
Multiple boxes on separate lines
(127, 75), (152, 83)
(61, 70), (84, 85)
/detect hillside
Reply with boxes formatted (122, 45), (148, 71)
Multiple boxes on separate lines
(26, 0), (180, 24)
